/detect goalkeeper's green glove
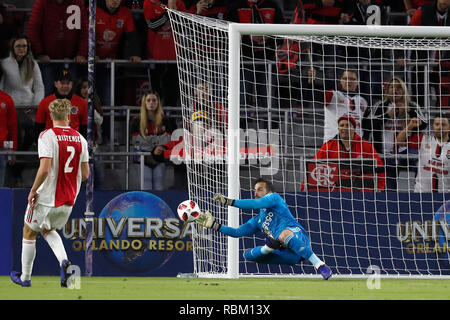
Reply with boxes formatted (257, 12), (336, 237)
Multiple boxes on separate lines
(196, 211), (221, 231)
(212, 193), (235, 207)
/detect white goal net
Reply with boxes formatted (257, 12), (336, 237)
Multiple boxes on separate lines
(168, 9), (450, 278)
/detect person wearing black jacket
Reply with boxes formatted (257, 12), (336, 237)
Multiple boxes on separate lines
(362, 77), (428, 191)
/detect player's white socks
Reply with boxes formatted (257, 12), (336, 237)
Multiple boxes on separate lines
(21, 239), (36, 281)
(308, 253), (325, 269)
(260, 245), (275, 255)
(44, 230), (68, 266)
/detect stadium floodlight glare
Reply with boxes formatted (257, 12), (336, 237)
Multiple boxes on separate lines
(168, 8), (450, 279)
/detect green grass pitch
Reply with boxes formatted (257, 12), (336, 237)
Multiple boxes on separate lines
(1, 276), (450, 300)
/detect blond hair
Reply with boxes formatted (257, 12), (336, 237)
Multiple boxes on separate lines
(49, 99), (71, 121)
(385, 77), (411, 105)
(139, 92), (164, 137)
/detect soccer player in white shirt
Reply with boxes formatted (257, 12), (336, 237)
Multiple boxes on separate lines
(10, 99), (89, 287)
(397, 115), (450, 193)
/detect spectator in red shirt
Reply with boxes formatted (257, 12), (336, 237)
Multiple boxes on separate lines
(34, 68), (88, 140)
(0, 89), (17, 187)
(304, 115), (386, 192)
(292, 0), (306, 24)
(95, 0), (142, 106)
(403, 0), (435, 16)
(143, 0), (186, 107)
(27, 0), (89, 96)
(144, 0), (185, 60)
(74, 76), (103, 143)
(303, 0), (354, 24)
(96, 0), (141, 61)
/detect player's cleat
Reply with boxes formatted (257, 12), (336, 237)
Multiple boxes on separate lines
(10, 271), (31, 287)
(318, 264), (332, 280)
(60, 260), (71, 288)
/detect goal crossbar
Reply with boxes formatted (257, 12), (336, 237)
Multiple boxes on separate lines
(229, 23), (450, 38)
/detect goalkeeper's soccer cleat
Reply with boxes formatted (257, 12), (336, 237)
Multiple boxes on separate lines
(60, 259), (71, 288)
(317, 264), (332, 280)
(10, 271), (31, 287)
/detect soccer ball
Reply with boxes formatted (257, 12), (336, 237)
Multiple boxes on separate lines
(177, 200), (201, 223)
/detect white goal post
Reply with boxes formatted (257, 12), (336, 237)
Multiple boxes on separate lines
(168, 8), (450, 279)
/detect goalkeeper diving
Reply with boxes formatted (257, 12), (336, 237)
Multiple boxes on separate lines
(197, 178), (332, 280)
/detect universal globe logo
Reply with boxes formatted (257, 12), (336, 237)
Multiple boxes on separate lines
(63, 191), (192, 273)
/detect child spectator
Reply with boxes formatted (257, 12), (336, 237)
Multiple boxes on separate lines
(74, 76), (105, 189)
(303, 0), (354, 24)
(73, 77), (103, 144)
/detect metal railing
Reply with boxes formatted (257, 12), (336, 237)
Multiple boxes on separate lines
(3, 14), (445, 190)
(8, 101), (424, 190)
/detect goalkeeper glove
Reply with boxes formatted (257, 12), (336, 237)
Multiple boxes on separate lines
(212, 193), (235, 206)
(196, 211), (221, 231)
(265, 237), (284, 250)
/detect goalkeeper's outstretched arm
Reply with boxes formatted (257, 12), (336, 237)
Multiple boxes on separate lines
(197, 211), (259, 238)
(213, 193), (275, 210)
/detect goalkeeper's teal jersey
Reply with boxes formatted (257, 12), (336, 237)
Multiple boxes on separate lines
(220, 193), (306, 240)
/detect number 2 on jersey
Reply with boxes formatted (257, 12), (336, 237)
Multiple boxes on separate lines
(65, 146), (75, 173)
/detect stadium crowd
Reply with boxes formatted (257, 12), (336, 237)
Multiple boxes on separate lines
(0, 0), (449, 192)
